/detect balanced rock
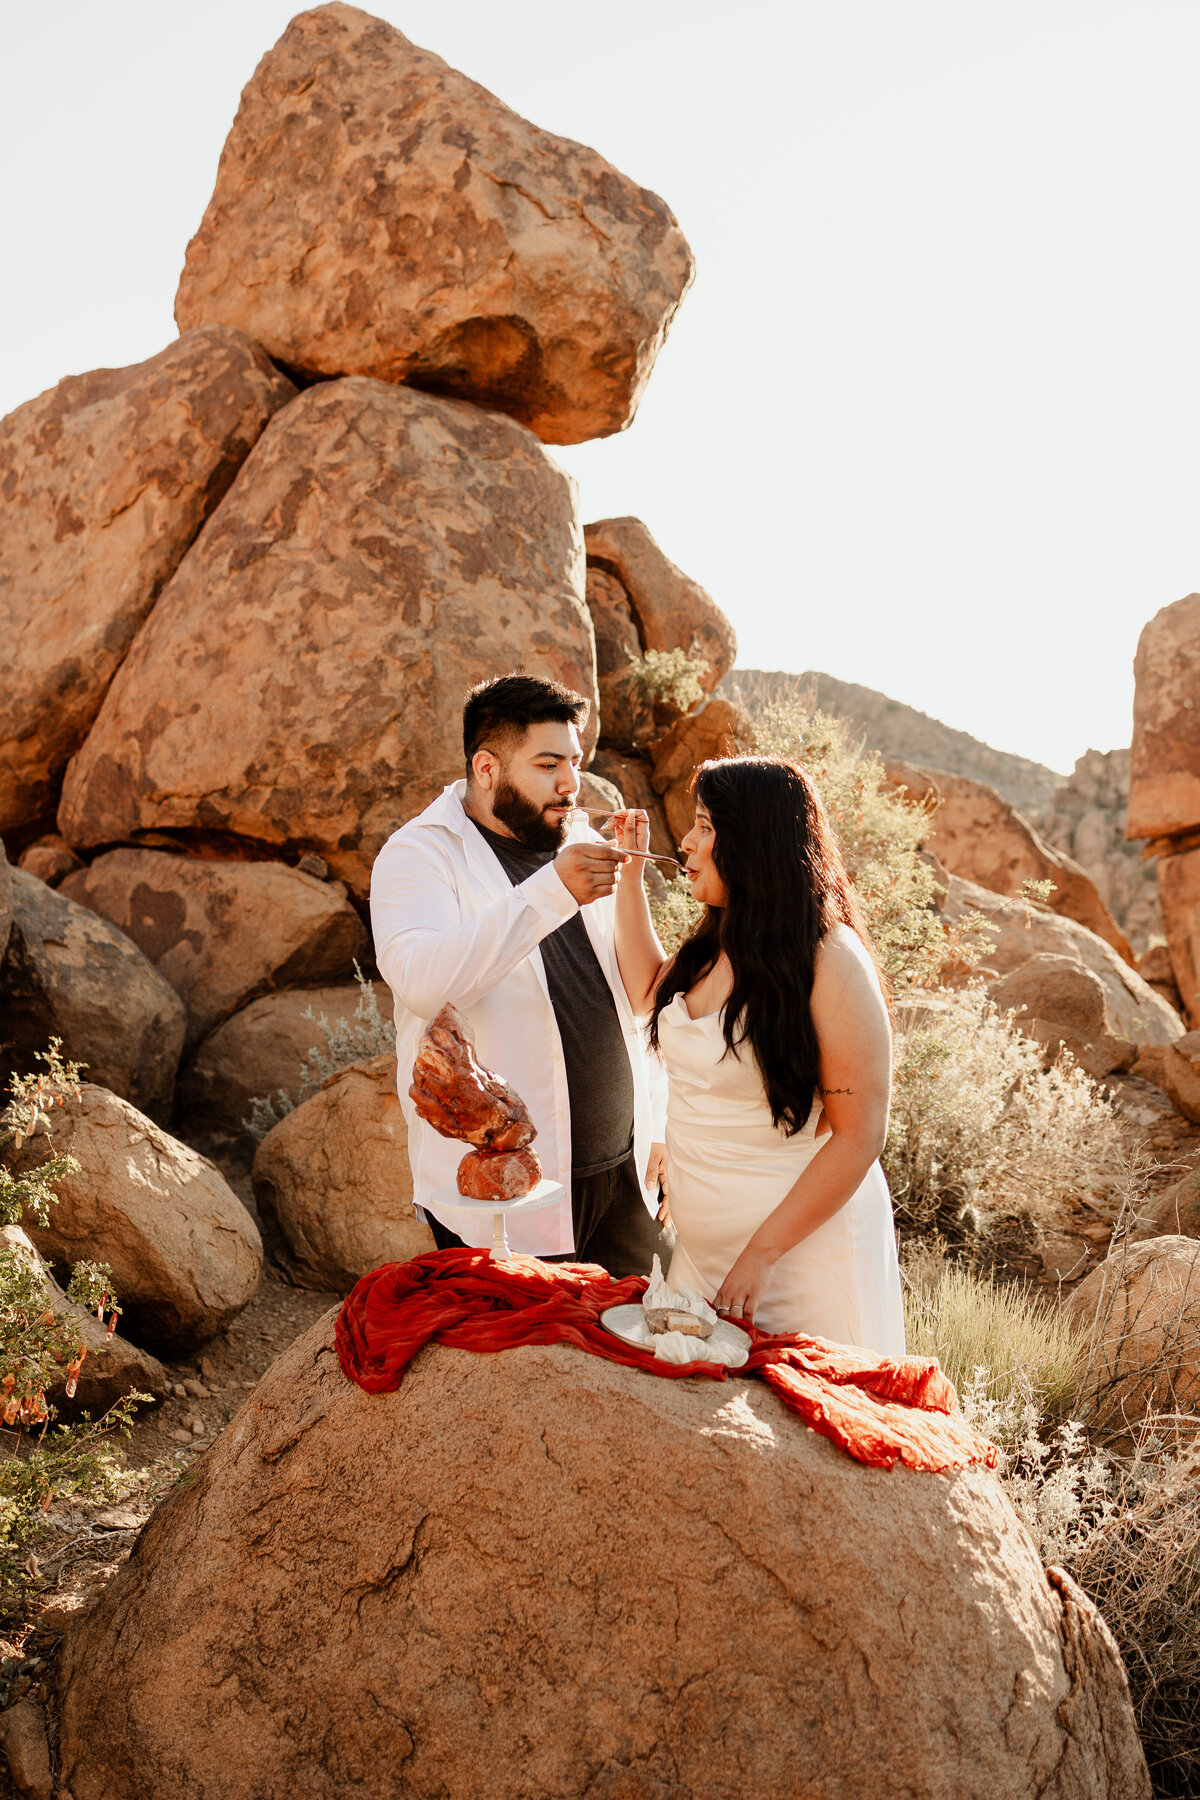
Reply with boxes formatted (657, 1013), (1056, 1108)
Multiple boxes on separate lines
(57, 1325), (1148, 1800)
(1156, 845), (1200, 1027)
(178, 981), (394, 1137)
(1066, 1235), (1200, 1432)
(60, 851), (369, 1052)
(1128, 594), (1200, 842)
(648, 695), (754, 844)
(17, 835), (81, 887)
(0, 871), (185, 1121)
(940, 875), (1183, 1050)
(58, 379), (596, 898)
(989, 954), (1137, 1078)
(174, 4), (693, 445)
(252, 1054), (432, 1291)
(0, 327), (294, 836)
(5, 1084), (261, 1354)
(888, 762), (1132, 962)
(584, 516), (736, 699)
(0, 1228), (169, 1419)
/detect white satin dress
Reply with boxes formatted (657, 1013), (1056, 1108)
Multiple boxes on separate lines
(658, 992), (906, 1353)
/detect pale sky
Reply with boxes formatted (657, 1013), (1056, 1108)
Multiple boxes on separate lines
(4, 1), (1200, 775)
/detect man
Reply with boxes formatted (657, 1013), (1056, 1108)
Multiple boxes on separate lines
(371, 672), (668, 1274)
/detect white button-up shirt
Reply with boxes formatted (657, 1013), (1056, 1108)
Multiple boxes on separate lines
(370, 780), (665, 1254)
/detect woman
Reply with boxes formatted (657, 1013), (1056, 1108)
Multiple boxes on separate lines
(613, 755), (905, 1353)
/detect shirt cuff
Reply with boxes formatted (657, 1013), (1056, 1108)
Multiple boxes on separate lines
(521, 857), (581, 922)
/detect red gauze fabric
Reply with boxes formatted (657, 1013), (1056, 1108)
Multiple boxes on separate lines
(335, 1248), (997, 1474)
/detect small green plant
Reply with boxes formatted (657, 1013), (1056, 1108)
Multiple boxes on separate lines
(626, 647), (710, 714)
(647, 875), (703, 957)
(247, 963), (396, 1139)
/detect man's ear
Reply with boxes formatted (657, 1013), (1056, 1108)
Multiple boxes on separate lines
(470, 748), (500, 792)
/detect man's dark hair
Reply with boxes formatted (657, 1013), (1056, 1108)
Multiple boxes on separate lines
(463, 672), (589, 770)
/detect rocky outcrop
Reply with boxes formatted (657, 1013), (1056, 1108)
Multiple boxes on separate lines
(0, 1227), (169, 1419)
(586, 567), (654, 749)
(16, 835), (81, 887)
(60, 851), (369, 1052)
(1130, 1167), (1200, 1241)
(1155, 845), (1200, 1028)
(0, 871), (185, 1121)
(177, 981), (393, 1137)
(0, 327), (294, 836)
(584, 517), (736, 700)
(1066, 1236), (1200, 1434)
(940, 875), (1183, 1050)
(57, 1324), (1149, 1800)
(252, 1054), (432, 1291)
(1133, 1030), (1200, 1124)
(989, 955), (1137, 1079)
(174, 5), (692, 445)
(1127, 594), (1200, 844)
(647, 695), (754, 843)
(58, 379), (596, 898)
(1040, 748), (1163, 957)
(888, 762), (1133, 961)
(4, 1084), (261, 1354)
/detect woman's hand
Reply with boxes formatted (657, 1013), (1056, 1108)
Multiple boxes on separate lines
(612, 808), (650, 857)
(713, 1245), (778, 1327)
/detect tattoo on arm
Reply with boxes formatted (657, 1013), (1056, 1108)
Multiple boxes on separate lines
(822, 1086), (853, 1095)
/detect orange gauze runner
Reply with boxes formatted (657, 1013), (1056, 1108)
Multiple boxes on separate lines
(335, 1248), (997, 1474)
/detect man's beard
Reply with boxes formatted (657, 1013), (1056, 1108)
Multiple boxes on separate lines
(491, 774), (570, 852)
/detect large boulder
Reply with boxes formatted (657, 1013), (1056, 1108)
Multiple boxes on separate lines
(0, 328), (294, 835)
(177, 981), (393, 1137)
(584, 516), (736, 698)
(58, 379), (596, 899)
(252, 1054), (431, 1291)
(0, 1227), (169, 1419)
(4, 1084), (262, 1354)
(0, 870), (185, 1121)
(1066, 1236), (1200, 1433)
(989, 954), (1137, 1078)
(1127, 594), (1200, 843)
(173, 4), (693, 446)
(1156, 844), (1200, 1027)
(647, 694), (755, 844)
(60, 850), (369, 1052)
(888, 762), (1133, 962)
(941, 875), (1183, 1050)
(57, 1324), (1148, 1800)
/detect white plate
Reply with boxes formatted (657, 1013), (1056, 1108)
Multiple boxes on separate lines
(600, 1303), (751, 1369)
(429, 1178), (565, 1216)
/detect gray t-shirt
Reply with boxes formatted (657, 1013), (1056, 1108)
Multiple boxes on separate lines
(471, 821), (635, 1178)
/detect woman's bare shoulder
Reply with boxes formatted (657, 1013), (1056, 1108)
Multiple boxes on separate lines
(814, 924), (885, 1001)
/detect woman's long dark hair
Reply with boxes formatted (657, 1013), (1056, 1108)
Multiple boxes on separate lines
(649, 755), (884, 1136)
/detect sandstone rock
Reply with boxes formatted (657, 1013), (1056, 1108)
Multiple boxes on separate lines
(177, 981), (394, 1137)
(888, 762), (1133, 962)
(1066, 1236), (1200, 1433)
(0, 1698), (51, 1800)
(4, 1084), (261, 1354)
(174, 5), (692, 445)
(252, 1054), (432, 1292)
(1130, 1167), (1200, 1241)
(1041, 748), (1163, 955)
(648, 695), (754, 844)
(60, 850), (369, 1052)
(16, 835), (81, 887)
(0, 871), (185, 1121)
(989, 955), (1136, 1078)
(1156, 845), (1200, 1027)
(1135, 942), (1182, 1011)
(0, 328), (295, 836)
(57, 1323), (1149, 1800)
(58, 379), (596, 899)
(574, 770), (622, 818)
(1128, 593), (1200, 842)
(585, 566), (654, 749)
(940, 875), (1183, 1050)
(1134, 1028), (1200, 1124)
(590, 748), (676, 855)
(0, 839), (10, 963)
(0, 1227), (169, 1419)
(585, 516), (736, 697)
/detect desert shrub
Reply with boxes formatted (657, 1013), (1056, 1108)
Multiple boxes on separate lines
(885, 983), (1130, 1242)
(0, 1043), (144, 1607)
(902, 1243), (1085, 1417)
(626, 647), (709, 714)
(247, 963), (396, 1139)
(647, 875), (703, 957)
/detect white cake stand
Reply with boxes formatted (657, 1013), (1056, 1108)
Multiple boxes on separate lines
(430, 1178), (566, 1260)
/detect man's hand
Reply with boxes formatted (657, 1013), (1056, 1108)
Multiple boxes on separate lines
(645, 1142), (670, 1222)
(554, 842), (626, 905)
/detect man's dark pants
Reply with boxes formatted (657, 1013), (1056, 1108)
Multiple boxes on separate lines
(425, 1150), (667, 1279)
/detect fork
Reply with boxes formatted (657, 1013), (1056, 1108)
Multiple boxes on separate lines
(569, 805), (686, 871)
